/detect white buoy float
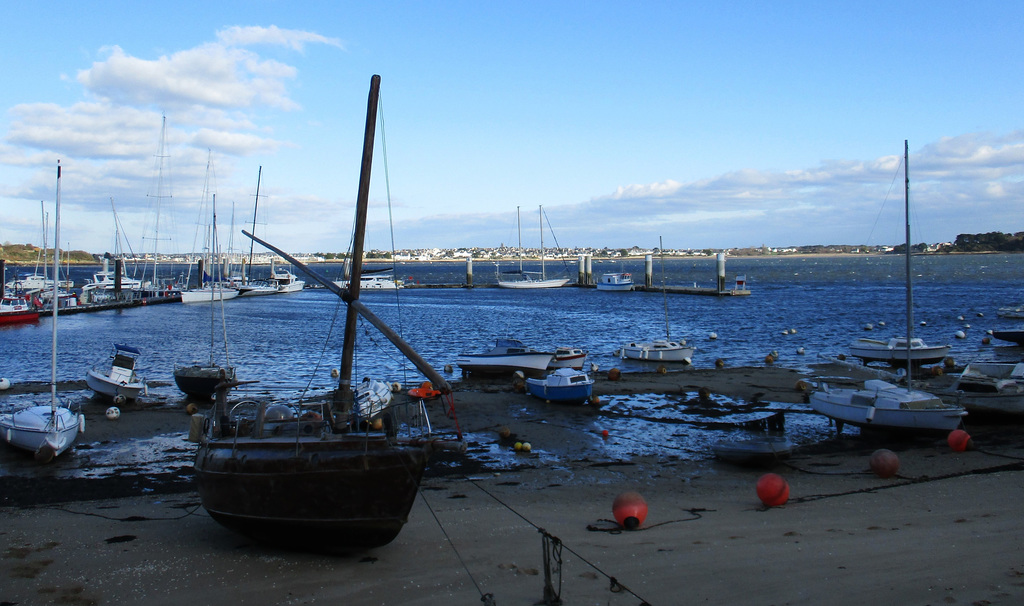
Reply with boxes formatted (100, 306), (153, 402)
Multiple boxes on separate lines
(0, 378), (10, 391)
(954, 331), (966, 339)
(864, 323), (873, 331)
(796, 347), (805, 355)
(709, 332), (718, 340)
(105, 407), (121, 420)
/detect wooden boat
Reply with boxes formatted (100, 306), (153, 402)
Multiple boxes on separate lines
(810, 142), (966, 434)
(455, 338), (554, 375)
(193, 75), (464, 552)
(596, 272), (633, 291)
(1, 161), (83, 462)
(86, 343), (146, 401)
(0, 295), (40, 325)
(525, 368), (594, 404)
(712, 436), (793, 467)
(497, 205), (569, 289)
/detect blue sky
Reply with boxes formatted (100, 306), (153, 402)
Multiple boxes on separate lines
(2, 1), (1022, 256)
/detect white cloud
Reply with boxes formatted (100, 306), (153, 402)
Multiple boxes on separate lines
(216, 25), (344, 52)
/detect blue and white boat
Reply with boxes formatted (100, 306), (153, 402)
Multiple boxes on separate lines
(525, 368), (594, 404)
(596, 272), (633, 291)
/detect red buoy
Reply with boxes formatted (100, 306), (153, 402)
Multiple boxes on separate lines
(612, 492), (648, 530)
(601, 429), (609, 439)
(869, 449), (900, 478)
(948, 429), (973, 452)
(756, 473), (789, 507)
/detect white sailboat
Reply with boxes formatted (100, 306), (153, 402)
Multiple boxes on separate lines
(1, 161), (84, 462)
(497, 205), (568, 289)
(810, 141), (966, 433)
(181, 157), (238, 304)
(620, 237), (694, 363)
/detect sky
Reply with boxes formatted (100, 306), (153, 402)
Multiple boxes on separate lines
(1, 1), (1023, 256)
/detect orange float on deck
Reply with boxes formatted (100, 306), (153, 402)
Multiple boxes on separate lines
(612, 491), (648, 530)
(408, 381), (441, 400)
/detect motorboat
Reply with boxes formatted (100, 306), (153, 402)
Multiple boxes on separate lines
(80, 258), (146, 296)
(0, 295), (40, 325)
(333, 273), (402, 290)
(86, 343), (146, 401)
(936, 362), (1024, 418)
(1, 161), (83, 462)
(548, 346), (587, 370)
(354, 378), (394, 420)
(990, 330), (1024, 346)
(235, 280), (279, 297)
(596, 272), (633, 291)
(180, 284), (239, 304)
(621, 339), (695, 363)
(525, 368), (594, 404)
(270, 267), (305, 293)
(455, 338), (554, 375)
(849, 337), (950, 366)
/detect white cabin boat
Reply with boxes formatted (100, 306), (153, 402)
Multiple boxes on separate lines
(937, 362), (1024, 418)
(455, 339), (554, 375)
(596, 272), (633, 291)
(849, 337), (950, 366)
(334, 274), (402, 290)
(525, 368), (594, 404)
(621, 339), (695, 363)
(810, 379), (966, 433)
(548, 347), (587, 370)
(86, 344), (146, 401)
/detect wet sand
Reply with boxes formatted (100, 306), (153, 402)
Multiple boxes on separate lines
(3, 364), (1024, 605)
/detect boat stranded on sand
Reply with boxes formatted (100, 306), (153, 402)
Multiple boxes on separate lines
(456, 338), (554, 376)
(525, 367), (594, 404)
(86, 344), (146, 401)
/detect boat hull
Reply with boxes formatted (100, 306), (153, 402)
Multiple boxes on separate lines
(456, 352), (554, 375)
(0, 310), (40, 325)
(194, 435), (430, 551)
(712, 436), (793, 467)
(596, 273), (633, 291)
(180, 287), (240, 304)
(621, 341), (694, 363)
(525, 380), (593, 404)
(174, 365), (236, 398)
(497, 278), (568, 289)
(991, 330), (1024, 346)
(849, 338), (950, 365)
(0, 405), (81, 457)
(809, 381), (966, 433)
(86, 368), (144, 400)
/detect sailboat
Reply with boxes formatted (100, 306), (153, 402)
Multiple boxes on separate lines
(497, 205), (569, 288)
(180, 158), (239, 304)
(810, 141), (966, 433)
(174, 188), (237, 398)
(193, 75), (464, 551)
(620, 237), (695, 363)
(1, 161), (84, 462)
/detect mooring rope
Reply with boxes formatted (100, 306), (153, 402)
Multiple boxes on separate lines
(464, 476), (653, 606)
(417, 491), (495, 605)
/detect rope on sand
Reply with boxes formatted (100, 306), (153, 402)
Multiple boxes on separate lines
(464, 476), (653, 606)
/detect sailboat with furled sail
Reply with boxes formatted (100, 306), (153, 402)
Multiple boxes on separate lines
(193, 75), (464, 551)
(1, 161), (84, 462)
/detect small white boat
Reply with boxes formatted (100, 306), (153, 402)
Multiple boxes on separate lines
(86, 344), (146, 401)
(1, 162), (83, 461)
(810, 379), (966, 433)
(997, 305), (1024, 319)
(621, 339), (695, 363)
(525, 368), (594, 404)
(849, 337), (950, 366)
(455, 339), (554, 375)
(548, 346), (587, 370)
(354, 378), (394, 420)
(333, 273), (402, 290)
(937, 362), (1024, 418)
(596, 272), (633, 291)
(180, 284), (240, 304)
(235, 280), (279, 297)
(496, 205), (568, 289)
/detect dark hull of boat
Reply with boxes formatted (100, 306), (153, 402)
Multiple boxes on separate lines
(194, 434), (430, 551)
(174, 365), (236, 398)
(992, 331), (1024, 346)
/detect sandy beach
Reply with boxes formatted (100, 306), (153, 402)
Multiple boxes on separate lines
(3, 364), (1024, 605)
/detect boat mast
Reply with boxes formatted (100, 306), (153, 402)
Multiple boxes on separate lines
(247, 166), (262, 284)
(904, 139), (913, 389)
(337, 74), (380, 410)
(50, 161), (61, 412)
(539, 205), (545, 280)
(516, 206), (523, 274)
(660, 235), (670, 341)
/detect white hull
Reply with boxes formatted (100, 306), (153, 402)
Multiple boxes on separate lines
(810, 379), (966, 433)
(621, 340), (694, 363)
(333, 275), (402, 290)
(456, 352), (554, 374)
(86, 368), (145, 400)
(596, 273), (633, 291)
(181, 286), (240, 304)
(236, 283), (279, 297)
(850, 337), (950, 365)
(938, 362), (1024, 417)
(0, 405), (82, 457)
(354, 379), (394, 419)
(548, 347), (587, 370)
(497, 278), (568, 289)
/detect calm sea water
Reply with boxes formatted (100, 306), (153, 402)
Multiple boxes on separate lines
(2, 253), (1023, 466)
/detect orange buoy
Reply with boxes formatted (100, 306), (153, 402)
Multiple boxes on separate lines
(756, 473), (789, 507)
(498, 426), (511, 439)
(589, 395), (601, 405)
(948, 429), (973, 452)
(601, 429), (609, 438)
(607, 368), (621, 381)
(869, 449), (900, 478)
(764, 354), (774, 365)
(612, 492), (648, 530)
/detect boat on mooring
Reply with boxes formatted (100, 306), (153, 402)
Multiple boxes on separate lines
(596, 272), (634, 291)
(525, 368), (594, 404)
(192, 75), (464, 552)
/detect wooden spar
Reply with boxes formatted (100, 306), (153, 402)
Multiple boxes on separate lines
(335, 74), (380, 408)
(240, 233), (453, 394)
